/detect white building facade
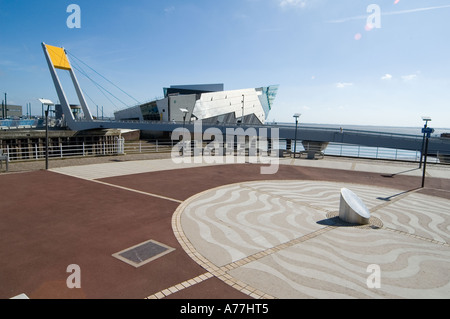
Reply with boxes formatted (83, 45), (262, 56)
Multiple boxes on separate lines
(114, 84), (278, 125)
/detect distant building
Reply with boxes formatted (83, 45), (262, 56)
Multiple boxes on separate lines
(1, 104), (22, 119)
(55, 104), (83, 120)
(114, 84), (278, 125)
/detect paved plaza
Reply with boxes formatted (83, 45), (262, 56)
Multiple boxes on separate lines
(0, 155), (449, 299)
(175, 180), (449, 299)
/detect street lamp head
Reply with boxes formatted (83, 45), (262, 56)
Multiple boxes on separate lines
(180, 108), (189, 114)
(38, 98), (54, 106)
(293, 113), (301, 119)
(422, 116), (432, 122)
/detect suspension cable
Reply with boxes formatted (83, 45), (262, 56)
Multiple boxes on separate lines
(69, 58), (122, 109)
(66, 50), (141, 105)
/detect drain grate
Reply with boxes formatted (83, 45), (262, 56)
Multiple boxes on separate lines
(113, 239), (175, 268)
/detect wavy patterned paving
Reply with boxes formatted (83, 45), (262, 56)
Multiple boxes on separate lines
(176, 181), (450, 298)
(376, 193), (450, 244)
(181, 184), (325, 266)
(230, 227), (450, 299)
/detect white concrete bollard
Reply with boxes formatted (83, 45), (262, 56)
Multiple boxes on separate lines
(339, 188), (371, 225)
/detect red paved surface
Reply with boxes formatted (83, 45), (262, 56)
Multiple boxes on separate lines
(0, 170), (204, 299)
(0, 163), (449, 299)
(99, 164), (450, 201)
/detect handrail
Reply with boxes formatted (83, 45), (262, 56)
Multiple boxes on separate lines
(1, 138), (449, 165)
(272, 124), (427, 139)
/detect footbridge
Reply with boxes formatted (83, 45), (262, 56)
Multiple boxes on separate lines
(68, 119), (450, 157)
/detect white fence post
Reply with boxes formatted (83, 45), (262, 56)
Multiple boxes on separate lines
(118, 138), (125, 155)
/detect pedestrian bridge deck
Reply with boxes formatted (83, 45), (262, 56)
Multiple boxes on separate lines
(68, 120), (450, 155)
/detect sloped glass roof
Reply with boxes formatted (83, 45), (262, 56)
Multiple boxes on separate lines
(265, 85), (279, 110)
(258, 85), (279, 119)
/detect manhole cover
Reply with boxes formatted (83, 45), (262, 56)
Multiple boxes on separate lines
(113, 240), (175, 268)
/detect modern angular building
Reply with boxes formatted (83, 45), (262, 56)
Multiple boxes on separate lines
(114, 84), (278, 125)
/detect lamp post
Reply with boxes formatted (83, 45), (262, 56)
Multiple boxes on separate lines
(179, 108), (189, 157)
(180, 108), (189, 128)
(293, 113), (301, 157)
(4, 92), (7, 119)
(39, 99), (54, 170)
(241, 94), (245, 124)
(421, 124), (434, 188)
(419, 116), (431, 168)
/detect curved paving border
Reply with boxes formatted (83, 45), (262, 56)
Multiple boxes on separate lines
(171, 184), (277, 299)
(172, 180), (450, 299)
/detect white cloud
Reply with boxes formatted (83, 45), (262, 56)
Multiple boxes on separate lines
(380, 73), (419, 82)
(164, 6), (175, 14)
(402, 74), (418, 81)
(384, 5), (450, 17)
(279, 0), (307, 9)
(336, 82), (353, 88)
(328, 4), (450, 23)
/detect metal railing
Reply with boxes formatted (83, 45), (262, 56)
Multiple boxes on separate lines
(287, 141), (449, 164)
(1, 139), (125, 162)
(324, 143), (449, 163)
(324, 143), (424, 162)
(122, 140), (173, 154)
(274, 124), (440, 139)
(1, 138), (449, 165)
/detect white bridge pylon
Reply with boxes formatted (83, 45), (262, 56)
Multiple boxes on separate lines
(42, 42), (94, 126)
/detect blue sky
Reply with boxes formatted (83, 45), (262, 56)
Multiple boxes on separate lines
(1, 0), (450, 128)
